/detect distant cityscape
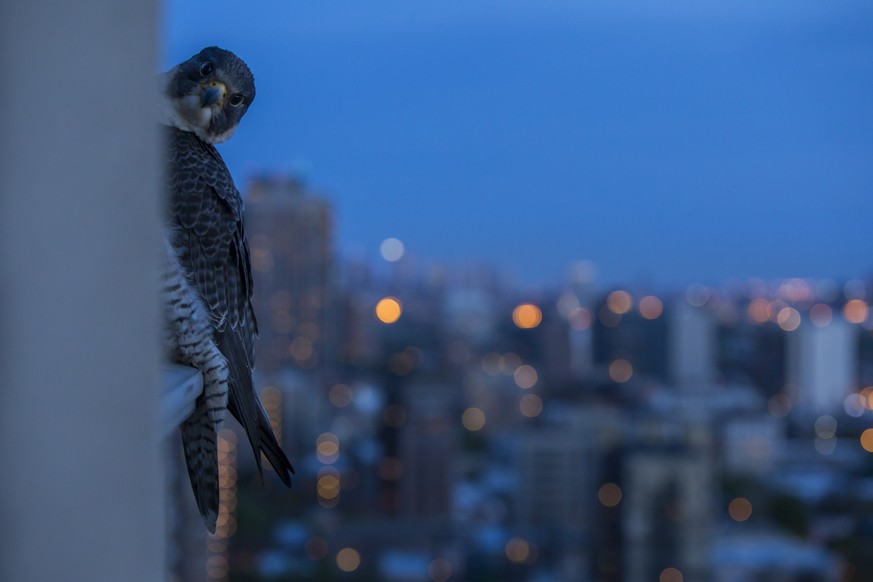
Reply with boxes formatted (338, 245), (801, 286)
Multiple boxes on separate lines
(169, 175), (873, 582)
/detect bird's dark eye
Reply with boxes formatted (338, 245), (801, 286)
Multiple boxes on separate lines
(229, 95), (245, 107)
(199, 61), (213, 77)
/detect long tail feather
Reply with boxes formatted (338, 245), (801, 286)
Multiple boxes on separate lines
(256, 398), (295, 486)
(218, 328), (295, 485)
(180, 396), (219, 533)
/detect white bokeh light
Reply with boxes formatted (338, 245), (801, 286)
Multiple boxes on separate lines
(379, 237), (405, 262)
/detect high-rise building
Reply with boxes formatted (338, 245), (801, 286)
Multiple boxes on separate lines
(244, 175), (336, 377)
(669, 302), (716, 389)
(622, 426), (713, 582)
(786, 319), (857, 417)
(516, 429), (594, 528)
(515, 406), (622, 528)
(397, 378), (458, 519)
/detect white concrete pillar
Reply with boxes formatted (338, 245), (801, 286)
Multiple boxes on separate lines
(0, 2), (164, 581)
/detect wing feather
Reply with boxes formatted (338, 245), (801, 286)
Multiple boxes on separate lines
(166, 126), (293, 483)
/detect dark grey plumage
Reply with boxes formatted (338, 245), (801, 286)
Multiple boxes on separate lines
(161, 47), (294, 531)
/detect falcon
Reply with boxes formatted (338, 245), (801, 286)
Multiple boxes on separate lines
(160, 46), (294, 532)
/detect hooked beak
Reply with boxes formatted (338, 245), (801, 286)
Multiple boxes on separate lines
(200, 81), (227, 107)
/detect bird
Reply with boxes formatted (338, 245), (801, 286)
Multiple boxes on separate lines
(159, 46), (294, 532)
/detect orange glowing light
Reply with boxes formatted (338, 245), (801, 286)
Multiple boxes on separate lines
(375, 297), (402, 324)
(844, 299), (869, 324)
(598, 483), (622, 507)
(607, 290), (633, 315)
(513, 303), (542, 329)
(746, 298), (771, 324)
(860, 429), (873, 453)
(316, 433), (340, 463)
(609, 359), (633, 383)
(639, 295), (663, 319)
(336, 548), (361, 572)
(317, 475), (341, 499)
(728, 497), (752, 522)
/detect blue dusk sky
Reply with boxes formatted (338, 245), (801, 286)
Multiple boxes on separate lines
(163, 1), (873, 287)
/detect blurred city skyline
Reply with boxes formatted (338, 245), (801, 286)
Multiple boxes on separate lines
(163, 0), (873, 288)
(189, 175), (873, 581)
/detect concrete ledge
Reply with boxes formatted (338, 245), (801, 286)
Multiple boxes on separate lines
(161, 364), (203, 438)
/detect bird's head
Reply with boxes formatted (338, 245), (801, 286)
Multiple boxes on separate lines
(161, 46), (255, 144)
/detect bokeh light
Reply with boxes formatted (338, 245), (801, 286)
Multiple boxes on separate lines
(746, 298), (771, 324)
(375, 297), (402, 324)
(860, 429), (873, 453)
(505, 538), (530, 563)
(514, 364), (538, 389)
(598, 483), (622, 507)
(844, 299), (869, 324)
(316, 433), (340, 464)
(776, 307), (801, 331)
(336, 548), (361, 572)
(519, 394), (543, 418)
(728, 497), (753, 522)
(462, 407), (486, 431)
(289, 336), (313, 361)
(815, 437), (837, 456)
(329, 383), (352, 408)
(317, 473), (341, 499)
(814, 415), (837, 439)
(844, 393), (866, 418)
(513, 303), (542, 329)
(686, 284), (710, 307)
(206, 555), (229, 579)
(607, 290), (633, 315)
(660, 567), (684, 582)
(609, 359), (633, 383)
(638, 295), (663, 319)
(379, 237), (405, 262)
(809, 303), (833, 327)
(861, 387), (873, 409)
